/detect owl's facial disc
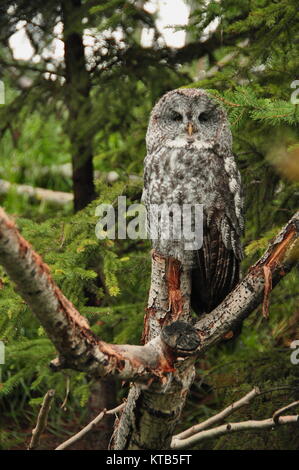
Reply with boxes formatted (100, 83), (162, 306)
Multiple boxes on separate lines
(163, 102), (216, 148)
(160, 94), (218, 145)
(146, 88), (231, 154)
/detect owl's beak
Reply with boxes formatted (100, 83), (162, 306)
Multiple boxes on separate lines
(187, 122), (194, 136)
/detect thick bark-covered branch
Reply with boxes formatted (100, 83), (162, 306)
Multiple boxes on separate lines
(0, 207), (188, 382)
(112, 254), (195, 450)
(0, 207), (298, 377)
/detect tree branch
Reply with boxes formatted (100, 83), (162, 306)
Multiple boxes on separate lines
(172, 388), (299, 449)
(0, 207), (186, 382)
(0, 58), (65, 77)
(0, 179), (73, 206)
(28, 389), (55, 450)
(0, 207), (298, 381)
(195, 211), (299, 352)
(173, 387), (261, 441)
(272, 400), (299, 424)
(55, 403), (125, 450)
(171, 413), (299, 449)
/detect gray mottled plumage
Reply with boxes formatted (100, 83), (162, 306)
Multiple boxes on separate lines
(142, 88), (244, 315)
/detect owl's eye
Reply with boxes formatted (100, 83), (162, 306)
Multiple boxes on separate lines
(198, 112), (209, 122)
(171, 111), (183, 122)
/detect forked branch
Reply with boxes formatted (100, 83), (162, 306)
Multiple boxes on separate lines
(171, 388), (299, 449)
(0, 207), (298, 384)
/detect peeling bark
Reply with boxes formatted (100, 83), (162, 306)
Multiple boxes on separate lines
(142, 253), (192, 344)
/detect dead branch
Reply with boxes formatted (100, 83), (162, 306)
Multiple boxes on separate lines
(60, 376), (70, 410)
(272, 400), (299, 424)
(0, 173), (142, 206)
(171, 401), (298, 450)
(0, 179), (73, 206)
(172, 388), (299, 449)
(174, 387), (261, 441)
(55, 403), (125, 450)
(28, 389), (55, 450)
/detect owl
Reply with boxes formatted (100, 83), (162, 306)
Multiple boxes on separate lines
(142, 88), (244, 316)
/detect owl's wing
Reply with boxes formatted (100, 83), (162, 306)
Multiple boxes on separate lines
(191, 218), (240, 315)
(191, 151), (243, 315)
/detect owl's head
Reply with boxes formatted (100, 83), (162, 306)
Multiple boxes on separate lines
(146, 88), (232, 154)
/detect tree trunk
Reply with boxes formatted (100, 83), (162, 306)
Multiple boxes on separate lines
(113, 255), (196, 450)
(62, 3), (108, 447)
(62, 0), (96, 212)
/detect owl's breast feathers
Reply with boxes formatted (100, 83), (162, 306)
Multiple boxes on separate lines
(143, 143), (244, 316)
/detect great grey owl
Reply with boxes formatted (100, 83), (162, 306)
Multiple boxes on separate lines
(142, 88), (244, 315)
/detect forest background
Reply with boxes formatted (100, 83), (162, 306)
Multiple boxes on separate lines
(0, 0), (298, 450)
